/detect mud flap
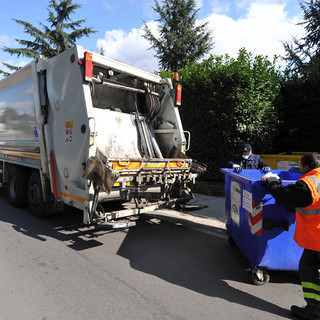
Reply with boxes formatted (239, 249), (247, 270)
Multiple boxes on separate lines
(83, 156), (119, 194)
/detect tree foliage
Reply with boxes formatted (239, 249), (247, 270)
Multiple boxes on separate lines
(275, 76), (320, 153)
(162, 49), (283, 180)
(0, 0), (96, 77)
(280, 0), (320, 153)
(283, 0), (320, 77)
(143, 0), (213, 71)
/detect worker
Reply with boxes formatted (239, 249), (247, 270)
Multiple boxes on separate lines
(266, 153), (320, 320)
(228, 143), (271, 173)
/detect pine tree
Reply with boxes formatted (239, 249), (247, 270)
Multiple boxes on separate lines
(283, 0), (320, 76)
(143, 0), (213, 71)
(1, 0), (96, 77)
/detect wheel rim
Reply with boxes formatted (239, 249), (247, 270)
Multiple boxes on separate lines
(252, 270), (270, 285)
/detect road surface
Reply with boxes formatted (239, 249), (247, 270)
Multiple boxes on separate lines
(0, 192), (304, 320)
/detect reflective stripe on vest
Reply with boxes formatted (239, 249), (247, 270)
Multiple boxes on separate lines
(302, 282), (320, 302)
(296, 207), (320, 216)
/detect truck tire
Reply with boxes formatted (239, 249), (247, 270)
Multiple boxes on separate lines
(28, 171), (50, 218)
(7, 166), (29, 206)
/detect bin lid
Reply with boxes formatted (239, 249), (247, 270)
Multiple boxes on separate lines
(220, 168), (302, 187)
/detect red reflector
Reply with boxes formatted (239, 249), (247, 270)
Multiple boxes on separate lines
(176, 84), (182, 106)
(50, 151), (58, 203)
(84, 51), (93, 82)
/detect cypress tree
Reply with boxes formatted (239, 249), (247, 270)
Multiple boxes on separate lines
(143, 0), (213, 71)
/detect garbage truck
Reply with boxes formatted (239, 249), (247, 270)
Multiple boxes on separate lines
(0, 45), (204, 227)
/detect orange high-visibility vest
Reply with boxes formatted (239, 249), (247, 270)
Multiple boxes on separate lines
(294, 167), (320, 251)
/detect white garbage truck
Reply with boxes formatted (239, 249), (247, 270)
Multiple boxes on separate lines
(0, 45), (204, 227)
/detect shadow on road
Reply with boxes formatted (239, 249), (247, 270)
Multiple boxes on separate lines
(117, 218), (299, 319)
(0, 192), (126, 250)
(1, 192), (299, 319)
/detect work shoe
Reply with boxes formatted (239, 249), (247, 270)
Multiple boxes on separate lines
(291, 305), (320, 319)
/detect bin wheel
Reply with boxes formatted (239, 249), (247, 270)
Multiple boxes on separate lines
(251, 269), (270, 286)
(228, 235), (236, 247)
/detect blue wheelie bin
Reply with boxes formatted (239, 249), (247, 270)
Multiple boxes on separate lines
(220, 168), (304, 285)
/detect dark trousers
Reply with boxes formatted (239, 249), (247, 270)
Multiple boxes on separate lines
(299, 249), (320, 313)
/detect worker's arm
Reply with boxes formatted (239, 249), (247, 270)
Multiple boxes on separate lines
(257, 155), (270, 170)
(267, 179), (313, 209)
(228, 154), (241, 168)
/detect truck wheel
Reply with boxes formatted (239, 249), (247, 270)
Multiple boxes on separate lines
(7, 166), (29, 206)
(28, 171), (50, 218)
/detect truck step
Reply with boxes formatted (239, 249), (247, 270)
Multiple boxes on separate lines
(96, 220), (136, 229)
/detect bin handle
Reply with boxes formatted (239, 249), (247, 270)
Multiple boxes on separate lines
(263, 218), (289, 231)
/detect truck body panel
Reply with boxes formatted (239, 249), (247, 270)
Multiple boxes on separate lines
(0, 45), (200, 225)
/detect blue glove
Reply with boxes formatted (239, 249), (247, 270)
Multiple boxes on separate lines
(234, 165), (243, 173)
(262, 166), (271, 173)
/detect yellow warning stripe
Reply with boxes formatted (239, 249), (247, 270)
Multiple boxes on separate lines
(0, 150), (41, 159)
(168, 161), (187, 168)
(141, 162), (187, 168)
(141, 162), (166, 168)
(113, 161), (188, 170)
(113, 161), (141, 170)
(113, 181), (133, 186)
(60, 192), (84, 203)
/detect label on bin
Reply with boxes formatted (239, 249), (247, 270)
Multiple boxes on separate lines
(243, 190), (252, 212)
(231, 180), (241, 226)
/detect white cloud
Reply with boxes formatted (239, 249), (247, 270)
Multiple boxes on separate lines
(235, 0), (251, 10)
(0, 34), (30, 71)
(206, 2), (304, 62)
(0, 55), (29, 78)
(95, 1), (305, 71)
(211, 0), (231, 14)
(96, 21), (159, 72)
(100, 0), (117, 11)
(196, 0), (203, 9)
(0, 35), (11, 47)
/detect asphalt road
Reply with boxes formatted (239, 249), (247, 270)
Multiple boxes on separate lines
(0, 191), (304, 320)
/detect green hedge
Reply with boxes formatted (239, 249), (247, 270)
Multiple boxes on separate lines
(275, 75), (320, 153)
(161, 48), (283, 181)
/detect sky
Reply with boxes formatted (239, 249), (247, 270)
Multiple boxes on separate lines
(0, 0), (305, 73)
